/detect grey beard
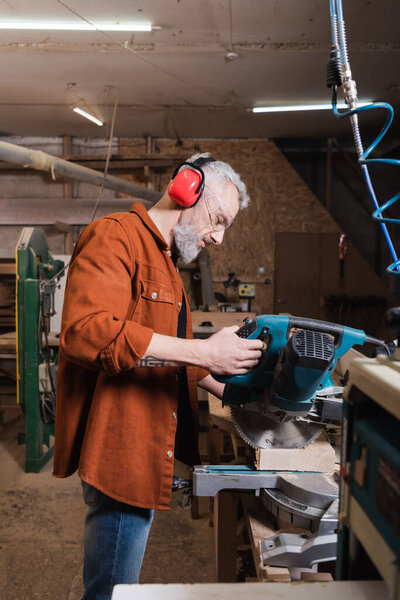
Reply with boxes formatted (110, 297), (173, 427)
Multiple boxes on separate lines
(173, 223), (202, 264)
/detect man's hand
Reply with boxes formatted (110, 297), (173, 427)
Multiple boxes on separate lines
(201, 325), (263, 375)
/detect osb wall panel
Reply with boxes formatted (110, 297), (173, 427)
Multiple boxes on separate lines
(119, 139), (339, 314)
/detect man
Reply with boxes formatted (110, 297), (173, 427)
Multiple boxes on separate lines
(53, 153), (263, 600)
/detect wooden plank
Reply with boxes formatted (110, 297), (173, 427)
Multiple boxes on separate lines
(0, 264), (15, 275)
(214, 491), (238, 582)
(192, 311), (256, 327)
(264, 567), (291, 582)
(300, 571), (333, 582)
(0, 197), (134, 225)
(0, 332), (16, 351)
(208, 424), (225, 465)
(230, 434), (249, 463)
(336, 347), (364, 378)
(254, 436), (336, 472)
(208, 393), (236, 434)
(242, 494), (290, 582)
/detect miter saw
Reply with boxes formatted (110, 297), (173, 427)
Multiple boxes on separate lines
(214, 314), (382, 450)
(190, 316), (383, 570)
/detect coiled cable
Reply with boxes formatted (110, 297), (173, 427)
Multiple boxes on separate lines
(328, 0), (400, 275)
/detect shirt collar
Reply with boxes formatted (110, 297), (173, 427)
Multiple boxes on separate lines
(129, 201), (169, 250)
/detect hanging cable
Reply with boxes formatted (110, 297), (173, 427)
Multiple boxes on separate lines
(90, 96), (119, 222)
(327, 0), (400, 275)
(55, 0), (226, 101)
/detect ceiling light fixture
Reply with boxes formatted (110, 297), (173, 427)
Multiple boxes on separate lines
(225, 51), (240, 61)
(252, 102), (370, 113)
(0, 21), (153, 31)
(73, 107), (103, 126)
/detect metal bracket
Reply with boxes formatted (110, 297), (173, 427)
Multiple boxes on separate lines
(260, 499), (339, 568)
(260, 532), (337, 568)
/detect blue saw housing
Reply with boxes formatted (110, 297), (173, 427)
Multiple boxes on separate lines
(214, 315), (369, 414)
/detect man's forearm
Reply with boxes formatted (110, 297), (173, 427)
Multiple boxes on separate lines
(134, 333), (204, 368)
(197, 374), (225, 399)
(134, 326), (263, 376)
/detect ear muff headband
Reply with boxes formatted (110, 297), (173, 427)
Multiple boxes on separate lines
(168, 157), (216, 208)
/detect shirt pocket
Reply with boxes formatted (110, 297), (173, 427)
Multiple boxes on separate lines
(140, 279), (175, 304)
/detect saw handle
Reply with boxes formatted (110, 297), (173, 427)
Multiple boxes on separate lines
(288, 316), (345, 347)
(213, 314), (373, 387)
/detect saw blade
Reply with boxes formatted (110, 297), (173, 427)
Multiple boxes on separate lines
(231, 405), (323, 449)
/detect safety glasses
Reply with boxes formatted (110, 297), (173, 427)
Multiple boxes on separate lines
(204, 185), (235, 232)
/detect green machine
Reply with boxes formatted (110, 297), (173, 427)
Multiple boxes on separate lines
(16, 227), (64, 472)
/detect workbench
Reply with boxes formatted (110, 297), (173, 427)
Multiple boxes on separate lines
(111, 581), (389, 600)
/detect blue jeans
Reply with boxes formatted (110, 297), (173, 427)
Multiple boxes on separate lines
(81, 481), (154, 600)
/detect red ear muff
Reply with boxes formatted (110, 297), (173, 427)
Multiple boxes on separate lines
(168, 167), (204, 208)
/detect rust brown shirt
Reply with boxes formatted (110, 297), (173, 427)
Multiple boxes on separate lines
(53, 202), (207, 510)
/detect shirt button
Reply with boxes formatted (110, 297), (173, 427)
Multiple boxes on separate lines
(175, 374), (179, 382)
(178, 301), (182, 308)
(166, 250), (172, 256)
(151, 292), (158, 299)
(167, 450), (173, 458)
(172, 412), (177, 419)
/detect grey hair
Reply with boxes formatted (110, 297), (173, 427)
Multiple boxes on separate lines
(186, 152), (250, 209)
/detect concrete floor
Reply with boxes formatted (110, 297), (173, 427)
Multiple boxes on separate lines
(0, 410), (215, 600)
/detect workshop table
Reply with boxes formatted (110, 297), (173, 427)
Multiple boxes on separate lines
(111, 581), (389, 600)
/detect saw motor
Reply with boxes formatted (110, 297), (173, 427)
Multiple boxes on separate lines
(214, 315), (382, 449)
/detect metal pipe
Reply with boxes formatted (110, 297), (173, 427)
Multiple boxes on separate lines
(0, 140), (162, 205)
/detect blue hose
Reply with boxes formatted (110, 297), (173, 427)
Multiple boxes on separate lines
(329, 0), (400, 275)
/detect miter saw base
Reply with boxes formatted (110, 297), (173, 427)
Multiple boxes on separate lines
(192, 466), (338, 569)
(260, 473), (339, 568)
(260, 530), (337, 568)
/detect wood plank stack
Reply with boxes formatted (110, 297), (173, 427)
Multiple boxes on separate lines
(0, 260), (15, 331)
(0, 332), (18, 421)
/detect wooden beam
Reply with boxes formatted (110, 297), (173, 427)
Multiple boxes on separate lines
(0, 140), (160, 203)
(0, 198), (133, 225)
(0, 155), (175, 171)
(214, 491), (239, 582)
(254, 435), (336, 472)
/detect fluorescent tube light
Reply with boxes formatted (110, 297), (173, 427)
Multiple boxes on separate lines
(73, 107), (103, 127)
(252, 102), (370, 113)
(0, 21), (152, 31)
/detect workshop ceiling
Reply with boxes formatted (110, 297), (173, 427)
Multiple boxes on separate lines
(0, 0), (399, 140)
